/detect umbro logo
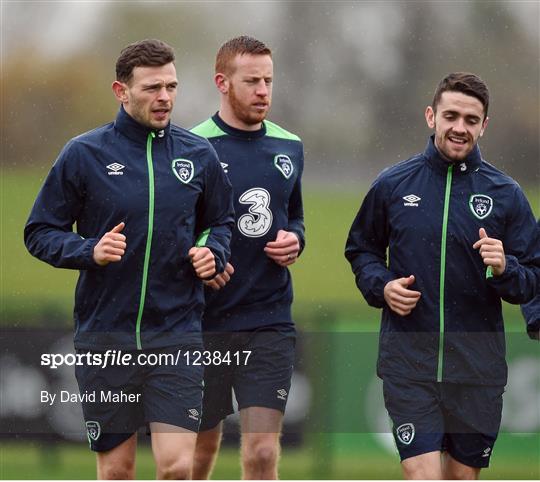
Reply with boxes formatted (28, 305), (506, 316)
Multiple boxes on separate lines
(220, 162), (229, 173)
(277, 389), (288, 401)
(481, 447), (491, 458)
(188, 408), (200, 421)
(107, 163), (125, 176)
(403, 194), (421, 207)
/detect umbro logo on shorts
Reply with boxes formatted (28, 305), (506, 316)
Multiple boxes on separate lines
(277, 389), (288, 401)
(188, 408), (200, 421)
(481, 447), (491, 458)
(107, 163), (125, 176)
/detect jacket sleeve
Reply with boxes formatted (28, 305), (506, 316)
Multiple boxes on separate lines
(487, 188), (540, 304)
(287, 146), (305, 255)
(521, 294), (540, 340)
(195, 146), (235, 275)
(344, 175), (396, 308)
(24, 141), (100, 270)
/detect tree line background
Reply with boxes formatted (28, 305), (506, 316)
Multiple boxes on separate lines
(3, 1), (539, 187)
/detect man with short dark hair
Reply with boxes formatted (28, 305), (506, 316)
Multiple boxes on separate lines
(345, 72), (539, 479)
(190, 36), (305, 479)
(25, 39), (234, 479)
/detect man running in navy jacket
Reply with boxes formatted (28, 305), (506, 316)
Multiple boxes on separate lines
(191, 36), (305, 479)
(522, 221), (540, 340)
(345, 72), (539, 479)
(25, 39), (234, 479)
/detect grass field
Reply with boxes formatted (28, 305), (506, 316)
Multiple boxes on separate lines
(1, 433), (539, 480)
(1, 170), (539, 479)
(1, 171), (538, 328)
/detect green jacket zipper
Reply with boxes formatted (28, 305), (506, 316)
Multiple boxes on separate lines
(437, 164), (453, 382)
(135, 132), (156, 350)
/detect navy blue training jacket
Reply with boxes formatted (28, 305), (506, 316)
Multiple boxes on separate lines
(521, 220), (540, 340)
(191, 114), (304, 331)
(25, 107), (235, 350)
(522, 294), (540, 340)
(345, 136), (540, 385)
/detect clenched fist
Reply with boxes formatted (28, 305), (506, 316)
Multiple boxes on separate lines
(93, 222), (127, 266)
(473, 228), (506, 276)
(204, 263), (235, 290)
(383, 275), (421, 316)
(188, 247), (216, 279)
(264, 230), (300, 267)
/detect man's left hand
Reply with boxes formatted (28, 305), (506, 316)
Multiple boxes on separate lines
(473, 228), (506, 276)
(204, 262), (234, 290)
(264, 230), (300, 267)
(188, 247), (216, 279)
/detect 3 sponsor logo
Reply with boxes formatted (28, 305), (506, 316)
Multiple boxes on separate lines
(238, 188), (273, 238)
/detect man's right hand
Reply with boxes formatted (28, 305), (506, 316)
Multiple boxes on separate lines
(204, 263), (235, 290)
(93, 222), (127, 266)
(383, 275), (421, 316)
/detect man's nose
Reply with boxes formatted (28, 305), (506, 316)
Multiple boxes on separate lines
(255, 80), (268, 96)
(453, 118), (467, 133)
(157, 87), (170, 102)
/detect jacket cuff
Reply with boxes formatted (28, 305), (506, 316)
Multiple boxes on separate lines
(81, 238), (102, 269)
(289, 229), (306, 256)
(486, 255), (518, 285)
(206, 246), (225, 275)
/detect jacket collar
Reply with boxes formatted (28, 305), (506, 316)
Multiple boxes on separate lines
(212, 112), (266, 140)
(424, 135), (483, 175)
(114, 105), (171, 144)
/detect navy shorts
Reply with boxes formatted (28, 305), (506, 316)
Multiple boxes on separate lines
(199, 324), (296, 431)
(75, 343), (204, 452)
(383, 376), (504, 468)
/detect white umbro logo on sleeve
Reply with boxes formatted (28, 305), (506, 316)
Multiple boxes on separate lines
(107, 163), (125, 176)
(403, 194), (421, 207)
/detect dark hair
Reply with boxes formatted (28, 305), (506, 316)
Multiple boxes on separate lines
(215, 36), (272, 75)
(432, 72), (490, 118)
(116, 39), (175, 83)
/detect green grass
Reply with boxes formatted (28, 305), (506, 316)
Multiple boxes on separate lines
(1, 171), (539, 480)
(2, 171), (538, 329)
(1, 434), (538, 480)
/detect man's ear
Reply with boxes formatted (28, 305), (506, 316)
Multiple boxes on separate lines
(480, 116), (489, 137)
(215, 73), (229, 94)
(425, 105), (435, 129)
(112, 81), (128, 103)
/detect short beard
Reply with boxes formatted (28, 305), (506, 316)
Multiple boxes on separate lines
(229, 83), (268, 127)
